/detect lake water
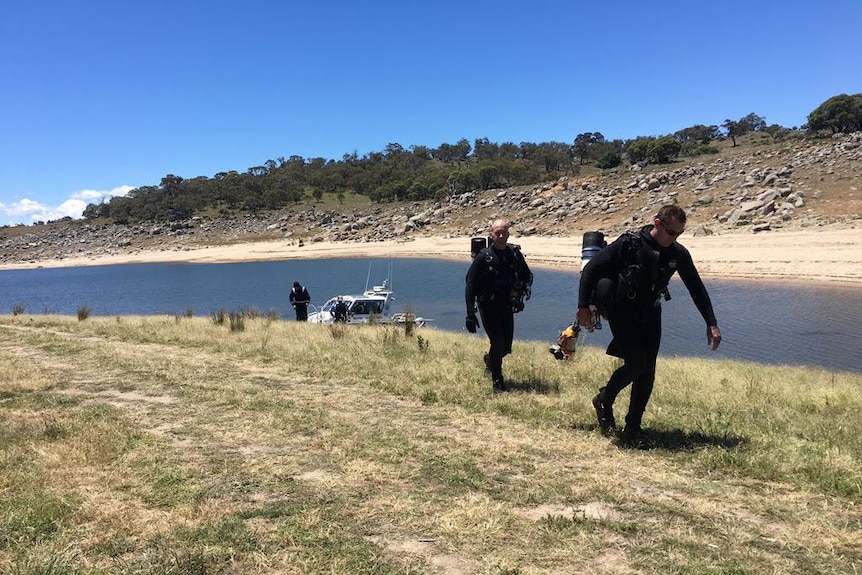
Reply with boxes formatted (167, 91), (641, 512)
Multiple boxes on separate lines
(1, 258), (859, 373)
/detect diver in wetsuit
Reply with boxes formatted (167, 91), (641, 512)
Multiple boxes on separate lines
(576, 205), (722, 446)
(465, 219), (533, 393)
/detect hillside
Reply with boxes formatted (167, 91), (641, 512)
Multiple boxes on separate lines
(1, 133), (860, 267)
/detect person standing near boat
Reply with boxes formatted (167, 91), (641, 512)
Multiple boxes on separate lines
(289, 281), (311, 321)
(465, 218), (533, 393)
(333, 297), (349, 323)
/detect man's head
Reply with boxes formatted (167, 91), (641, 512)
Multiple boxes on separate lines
(652, 205), (686, 247)
(293, 281), (301, 288)
(489, 219), (510, 250)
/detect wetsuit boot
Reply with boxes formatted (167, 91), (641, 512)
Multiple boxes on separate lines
(592, 386), (616, 435)
(619, 414), (650, 449)
(488, 353), (506, 393)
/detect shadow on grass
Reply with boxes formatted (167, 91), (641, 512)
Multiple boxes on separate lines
(494, 381), (748, 452)
(563, 420), (748, 452)
(503, 378), (560, 395)
(614, 427), (748, 452)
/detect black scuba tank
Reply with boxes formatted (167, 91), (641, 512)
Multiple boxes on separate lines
(581, 231), (606, 270)
(471, 237), (489, 259)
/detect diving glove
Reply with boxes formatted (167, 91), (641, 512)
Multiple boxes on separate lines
(465, 312), (479, 333)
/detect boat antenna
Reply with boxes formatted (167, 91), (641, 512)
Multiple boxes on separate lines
(364, 261), (372, 292)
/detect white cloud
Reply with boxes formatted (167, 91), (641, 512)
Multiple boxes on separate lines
(1, 185), (134, 226)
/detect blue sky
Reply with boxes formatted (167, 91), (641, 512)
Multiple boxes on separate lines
(2, 0), (860, 226)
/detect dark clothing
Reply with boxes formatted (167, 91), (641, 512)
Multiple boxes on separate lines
(333, 301), (349, 323)
(602, 303), (663, 429)
(578, 225), (716, 325)
(465, 244), (533, 384)
(289, 285), (311, 321)
(578, 225), (717, 429)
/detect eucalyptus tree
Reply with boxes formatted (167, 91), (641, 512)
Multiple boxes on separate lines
(807, 93), (862, 134)
(674, 124), (720, 145)
(723, 113), (766, 146)
(453, 138), (472, 163)
(536, 141), (574, 173)
(473, 137), (499, 161)
(648, 136), (682, 163)
(722, 119), (742, 147)
(573, 132), (605, 164)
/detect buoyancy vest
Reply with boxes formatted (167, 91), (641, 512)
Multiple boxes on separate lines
(471, 244), (533, 310)
(598, 232), (673, 317)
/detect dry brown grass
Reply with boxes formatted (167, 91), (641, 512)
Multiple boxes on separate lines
(1, 315), (860, 574)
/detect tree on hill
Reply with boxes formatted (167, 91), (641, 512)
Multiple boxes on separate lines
(624, 136), (682, 165)
(433, 138), (471, 165)
(625, 137), (654, 164)
(572, 132), (625, 168)
(807, 93), (862, 134)
(674, 124), (721, 146)
(722, 113), (766, 147)
(739, 113), (767, 133)
(573, 132), (604, 165)
(674, 124), (722, 156)
(649, 136), (683, 163)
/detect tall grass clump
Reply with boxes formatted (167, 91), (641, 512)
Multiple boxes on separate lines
(327, 322), (348, 339)
(417, 334), (429, 353)
(12, 303), (25, 316)
(76, 305), (91, 321)
(210, 307), (227, 325)
(228, 310), (245, 332)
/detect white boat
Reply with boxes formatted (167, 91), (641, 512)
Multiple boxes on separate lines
(306, 279), (432, 327)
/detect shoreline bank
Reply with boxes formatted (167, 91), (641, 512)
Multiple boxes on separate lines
(2, 227), (860, 286)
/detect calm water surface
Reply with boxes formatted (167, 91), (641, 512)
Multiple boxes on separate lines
(1, 258), (859, 373)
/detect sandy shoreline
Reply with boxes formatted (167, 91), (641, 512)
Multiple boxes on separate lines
(2, 227), (860, 286)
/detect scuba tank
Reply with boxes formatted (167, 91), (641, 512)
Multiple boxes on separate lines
(581, 231), (606, 329)
(581, 231), (606, 270)
(471, 236), (489, 259)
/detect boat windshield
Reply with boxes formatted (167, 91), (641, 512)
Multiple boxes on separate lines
(350, 300), (384, 315)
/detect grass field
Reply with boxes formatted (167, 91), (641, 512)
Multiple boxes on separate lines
(1, 314), (860, 574)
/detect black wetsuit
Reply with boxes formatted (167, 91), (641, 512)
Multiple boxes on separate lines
(333, 301), (349, 323)
(465, 244), (533, 385)
(289, 286), (311, 321)
(578, 225), (717, 429)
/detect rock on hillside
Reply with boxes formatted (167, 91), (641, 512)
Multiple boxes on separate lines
(2, 133), (860, 265)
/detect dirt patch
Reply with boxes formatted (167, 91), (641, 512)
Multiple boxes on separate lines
(295, 469), (335, 482)
(367, 536), (469, 575)
(90, 389), (177, 407)
(513, 501), (621, 521)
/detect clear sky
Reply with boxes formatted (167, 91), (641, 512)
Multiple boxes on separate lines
(2, 0), (860, 226)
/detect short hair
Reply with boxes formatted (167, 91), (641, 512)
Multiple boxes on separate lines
(490, 218), (510, 231)
(656, 205), (686, 225)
